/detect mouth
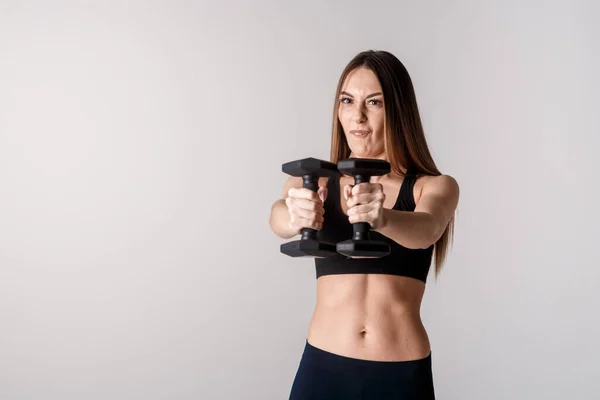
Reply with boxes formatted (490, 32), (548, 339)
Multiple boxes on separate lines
(349, 130), (371, 138)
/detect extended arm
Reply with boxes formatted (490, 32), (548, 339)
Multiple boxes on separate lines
(375, 175), (459, 249)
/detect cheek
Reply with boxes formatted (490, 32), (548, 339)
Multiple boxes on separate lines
(338, 109), (350, 130)
(372, 113), (384, 132)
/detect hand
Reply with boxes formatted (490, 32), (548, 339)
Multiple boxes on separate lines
(285, 186), (328, 234)
(343, 181), (386, 230)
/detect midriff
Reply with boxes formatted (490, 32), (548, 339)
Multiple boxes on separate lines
(306, 273), (431, 362)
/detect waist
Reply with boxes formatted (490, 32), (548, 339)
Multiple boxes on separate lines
(307, 306), (430, 361)
(308, 275), (430, 361)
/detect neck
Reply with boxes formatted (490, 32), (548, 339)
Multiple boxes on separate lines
(348, 150), (387, 161)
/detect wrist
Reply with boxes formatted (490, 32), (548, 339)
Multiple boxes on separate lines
(375, 208), (390, 232)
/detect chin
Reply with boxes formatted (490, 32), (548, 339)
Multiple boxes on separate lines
(348, 146), (379, 158)
(349, 152), (372, 159)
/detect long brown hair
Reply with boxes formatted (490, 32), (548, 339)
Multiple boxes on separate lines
(329, 50), (455, 280)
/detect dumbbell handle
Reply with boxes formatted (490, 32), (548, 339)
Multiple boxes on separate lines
(300, 173), (319, 241)
(352, 174), (371, 241)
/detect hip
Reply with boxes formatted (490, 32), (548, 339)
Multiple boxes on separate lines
(289, 339), (435, 399)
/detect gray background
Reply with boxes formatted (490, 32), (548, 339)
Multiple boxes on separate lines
(1, 1), (599, 399)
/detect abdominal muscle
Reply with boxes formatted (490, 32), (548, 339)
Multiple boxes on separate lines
(306, 273), (431, 362)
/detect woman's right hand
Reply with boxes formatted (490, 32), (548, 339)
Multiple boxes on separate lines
(285, 186), (328, 234)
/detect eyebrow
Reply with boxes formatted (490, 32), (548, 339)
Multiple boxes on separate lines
(340, 91), (382, 99)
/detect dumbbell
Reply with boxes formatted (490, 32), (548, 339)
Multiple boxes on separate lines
(280, 157), (340, 258)
(336, 158), (391, 258)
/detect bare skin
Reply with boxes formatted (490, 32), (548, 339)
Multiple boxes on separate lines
(306, 173), (432, 362)
(270, 66), (451, 362)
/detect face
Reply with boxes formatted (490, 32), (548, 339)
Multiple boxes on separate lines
(338, 67), (386, 159)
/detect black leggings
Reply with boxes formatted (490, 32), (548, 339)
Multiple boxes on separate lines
(289, 340), (435, 400)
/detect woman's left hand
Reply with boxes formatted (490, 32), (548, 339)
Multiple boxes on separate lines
(343, 182), (386, 230)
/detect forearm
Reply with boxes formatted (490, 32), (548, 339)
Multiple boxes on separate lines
(269, 199), (298, 239)
(374, 209), (434, 250)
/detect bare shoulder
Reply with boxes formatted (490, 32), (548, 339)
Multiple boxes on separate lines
(414, 173), (459, 206)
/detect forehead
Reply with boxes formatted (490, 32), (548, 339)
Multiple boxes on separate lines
(341, 67), (382, 94)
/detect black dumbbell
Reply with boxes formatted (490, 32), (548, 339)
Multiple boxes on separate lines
(336, 158), (391, 258)
(280, 157), (340, 258)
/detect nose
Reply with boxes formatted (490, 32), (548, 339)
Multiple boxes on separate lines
(351, 104), (367, 124)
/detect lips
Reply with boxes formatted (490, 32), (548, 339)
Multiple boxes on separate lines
(349, 130), (370, 138)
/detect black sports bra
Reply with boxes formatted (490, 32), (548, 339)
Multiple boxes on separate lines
(314, 170), (434, 283)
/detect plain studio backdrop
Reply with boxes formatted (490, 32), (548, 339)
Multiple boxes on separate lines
(1, 1), (599, 399)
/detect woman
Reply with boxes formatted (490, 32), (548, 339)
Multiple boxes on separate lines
(269, 50), (459, 399)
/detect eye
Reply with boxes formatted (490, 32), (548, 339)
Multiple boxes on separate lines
(339, 97), (383, 106)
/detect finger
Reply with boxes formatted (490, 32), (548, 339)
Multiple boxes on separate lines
(347, 193), (374, 208)
(347, 212), (366, 224)
(343, 184), (353, 200)
(351, 183), (368, 196)
(350, 206), (381, 224)
(288, 187), (320, 202)
(350, 190), (385, 207)
(292, 197), (326, 215)
(352, 182), (382, 196)
(348, 210), (373, 225)
(317, 186), (328, 203)
(294, 216), (323, 231)
(298, 208), (325, 223)
(292, 204), (325, 222)
(347, 204), (371, 216)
